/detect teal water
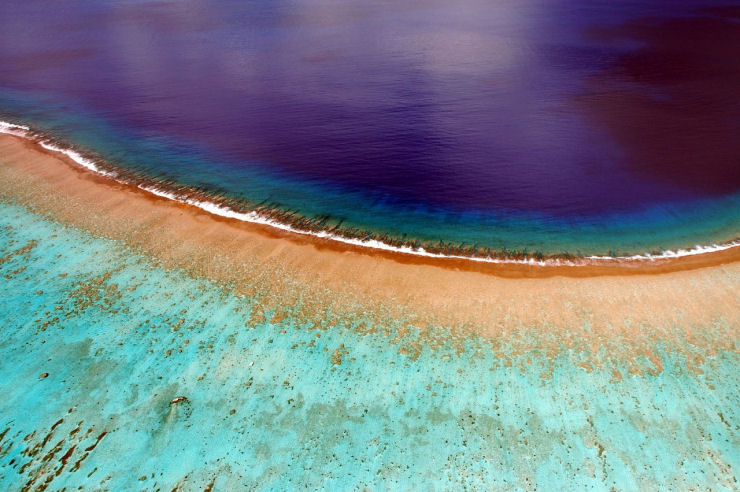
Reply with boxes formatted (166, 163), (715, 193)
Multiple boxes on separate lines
(1, 200), (738, 490)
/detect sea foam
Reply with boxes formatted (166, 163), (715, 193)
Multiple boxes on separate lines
(2, 119), (738, 266)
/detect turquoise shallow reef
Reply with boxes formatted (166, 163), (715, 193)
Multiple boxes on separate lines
(0, 200), (738, 490)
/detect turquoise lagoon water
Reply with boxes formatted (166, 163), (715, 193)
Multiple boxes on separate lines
(1, 201), (738, 490)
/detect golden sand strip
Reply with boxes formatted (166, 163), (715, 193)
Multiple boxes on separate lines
(0, 133), (738, 369)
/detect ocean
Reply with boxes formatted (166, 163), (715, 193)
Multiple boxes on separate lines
(0, 0), (738, 257)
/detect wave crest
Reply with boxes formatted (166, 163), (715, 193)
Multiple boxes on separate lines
(2, 119), (738, 267)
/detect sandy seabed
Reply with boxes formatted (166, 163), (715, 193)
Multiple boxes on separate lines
(0, 133), (738, 367)
(1, 132), (739, 490)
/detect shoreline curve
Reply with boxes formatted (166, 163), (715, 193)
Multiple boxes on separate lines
(1, 119), (738, 275)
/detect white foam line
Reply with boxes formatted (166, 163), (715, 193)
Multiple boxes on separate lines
(1, 120), (117, 177)
(138, 183), (562, 264)
(38, 141), (117, 178)
(586, 241), (740, 261)
(2, 119), (738, 266)
(0, 120), (30, 136)
(136, 183), (740, 266)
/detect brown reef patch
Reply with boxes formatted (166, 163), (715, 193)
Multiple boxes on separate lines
(0, 133), (738, 374)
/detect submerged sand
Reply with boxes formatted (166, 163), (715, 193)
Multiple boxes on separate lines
(0, 133), (738, 371)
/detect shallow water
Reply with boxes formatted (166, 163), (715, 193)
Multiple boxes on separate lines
(0, 201), (738, 490)
(0, 1), (739, 255)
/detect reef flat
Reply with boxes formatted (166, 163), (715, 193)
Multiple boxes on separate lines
(0, 134), (739, 490)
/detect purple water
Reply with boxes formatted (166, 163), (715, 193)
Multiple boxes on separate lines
(0, 0), (738, 255)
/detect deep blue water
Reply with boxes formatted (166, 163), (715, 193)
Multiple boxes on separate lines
(0, 0), (738, 253)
